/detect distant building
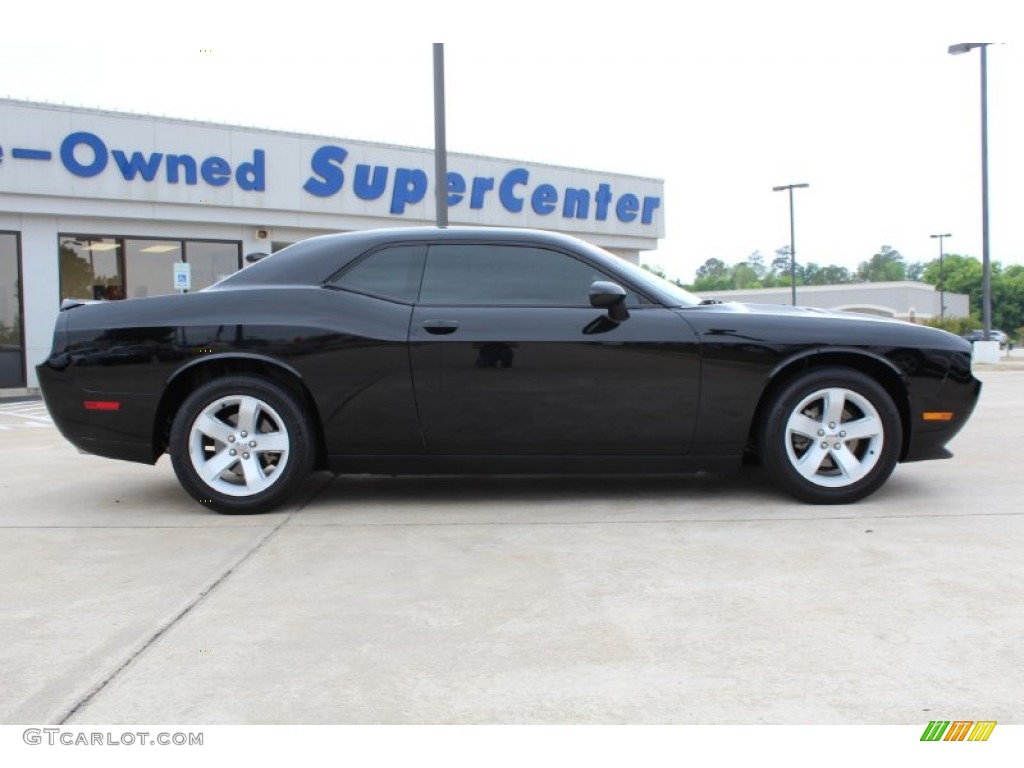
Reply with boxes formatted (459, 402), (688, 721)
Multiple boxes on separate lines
(693, 281), (969, 322)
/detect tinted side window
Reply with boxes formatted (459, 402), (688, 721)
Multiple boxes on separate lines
(330, 245), (426, 304)
(420, 244), (621, 306)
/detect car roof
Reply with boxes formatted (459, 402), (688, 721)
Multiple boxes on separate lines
(212, 226), (629, 289)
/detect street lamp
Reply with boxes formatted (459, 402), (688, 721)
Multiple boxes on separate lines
(948, 42), (992, 341)
(433, 43), (448, 228)
(929, 233), (951, 320)
(772, 182), (809, 306)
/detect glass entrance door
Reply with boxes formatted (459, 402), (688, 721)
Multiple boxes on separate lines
(0, 233), (24, 388)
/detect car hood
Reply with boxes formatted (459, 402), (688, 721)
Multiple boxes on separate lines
(683, 301), (972, 352)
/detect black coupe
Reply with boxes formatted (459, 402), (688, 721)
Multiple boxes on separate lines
(37, 227), (981, 513)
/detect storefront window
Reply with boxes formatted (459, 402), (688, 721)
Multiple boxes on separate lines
(125, 239), (182, 299)
(59, 236), (124, 301)
(0, 232), (25, 387)
(185, 241), (241, 290)
(59, 234), (241, 301)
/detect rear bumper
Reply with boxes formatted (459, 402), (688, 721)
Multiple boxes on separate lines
(37, 359), (160, 465)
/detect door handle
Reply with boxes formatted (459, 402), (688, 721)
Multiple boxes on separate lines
(422, 319), (460, 335)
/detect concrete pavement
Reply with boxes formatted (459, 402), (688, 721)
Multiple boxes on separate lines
(1, 368), (1022, 724)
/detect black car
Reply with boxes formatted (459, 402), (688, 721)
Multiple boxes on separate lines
(37, 227), (981, 513)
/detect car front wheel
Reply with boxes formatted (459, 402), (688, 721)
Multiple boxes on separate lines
(169, 375), (314, 514)
(759, 368), (902, 504)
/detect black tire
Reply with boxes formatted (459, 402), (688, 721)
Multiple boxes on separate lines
(758, 367), (902, 504)
(169, 375), (314, 514)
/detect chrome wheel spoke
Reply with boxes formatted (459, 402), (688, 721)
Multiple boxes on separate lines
(193, 412), (235, 444)
(238, 455), (273, 493)
(254, 431), (289, 453)
(236, 396), (261, 435)
(823, 388), (847, 427)
(787, 413), (823, 439)
(201, 448), (240, 483)
(794, 443), (830, 481)
(842, 415), (882, 441)
(830, 444), (867, 482)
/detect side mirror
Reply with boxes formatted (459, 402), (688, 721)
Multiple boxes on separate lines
(589, 281), (630, 322)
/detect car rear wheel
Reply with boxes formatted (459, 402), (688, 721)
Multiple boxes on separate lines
(169, 375), (314, 514)
(759, 368), (902, 504)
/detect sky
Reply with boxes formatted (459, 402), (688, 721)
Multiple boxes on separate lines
(2, 1), (1021, 282)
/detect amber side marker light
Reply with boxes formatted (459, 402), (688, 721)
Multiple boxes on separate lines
(84, 401), (121, 411)
(922, 412), (954, 421)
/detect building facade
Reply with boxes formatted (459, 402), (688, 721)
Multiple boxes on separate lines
(0, 99), (665, 389)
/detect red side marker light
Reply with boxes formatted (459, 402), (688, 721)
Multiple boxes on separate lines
(84, 401), (121, 411)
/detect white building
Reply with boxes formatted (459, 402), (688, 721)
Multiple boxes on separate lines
(0, 99), (664, 390)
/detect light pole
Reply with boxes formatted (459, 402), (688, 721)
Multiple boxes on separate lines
(930, 233), (951, 320)
(948, 43), (992, 340)
(772, 183), (809, 306)
(433, 43), (448, 228)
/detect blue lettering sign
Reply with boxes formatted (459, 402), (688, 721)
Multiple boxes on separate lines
(446, 172), (466, 206)
(616, 193), (639, 223)
(595, 184), (613, 221)
(236, 150), (265, 191)
(60, 132), (108, 178)
(201, 157), (232, 186)
(562, 188), (589, 219)
(390, 168), (427, 214)
(303, 145), (348, 197)
(470, 176), (494, 209)
(354, 165), (388, 200)
(112, 150), (164, 182)
(531, 184), (558, 215)
(42, 131), (662, 228)
(499, 168), (529, 213)
(167, 155), (198, 185)
(641, 196), (660, 225)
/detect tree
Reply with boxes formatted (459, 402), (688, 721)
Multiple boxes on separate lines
(732, 262), (761, 289)
(693, 258), (733, 291)
(991, 264), (1024, 335)
(747, 250), (767, 279)
(917, 254), (1024, 335)
(771, 246), (792, 275)
(814, 264), (853, 285)
(905, 261), (927, 282)
(59, 245), (95, 300)
(920, 253), (982, 301)
(856, 245), (906, 282)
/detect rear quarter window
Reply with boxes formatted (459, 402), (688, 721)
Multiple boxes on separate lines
(328, 245), (426, 304)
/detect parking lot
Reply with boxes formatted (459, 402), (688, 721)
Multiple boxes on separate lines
(2, 365), (1022, 725)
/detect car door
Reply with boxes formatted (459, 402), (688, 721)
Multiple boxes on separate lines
(408, 241), (702, 456)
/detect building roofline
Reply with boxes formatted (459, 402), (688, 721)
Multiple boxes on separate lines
(0, 97), (663, 183)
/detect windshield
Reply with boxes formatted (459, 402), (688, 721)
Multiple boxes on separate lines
(613, 259), (701, 307)
(576, 240), (700, 307)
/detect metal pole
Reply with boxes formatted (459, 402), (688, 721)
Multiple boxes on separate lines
(939, 242), (946, 321)
(931, 233), (950, 321)
(980, 44), (991, 340)
(433, 43), (449, 228)
(773, 183), (808, 306)
(788, 187), (797, 306)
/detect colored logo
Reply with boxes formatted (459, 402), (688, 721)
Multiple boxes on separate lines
(920, 720), (997, 741)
